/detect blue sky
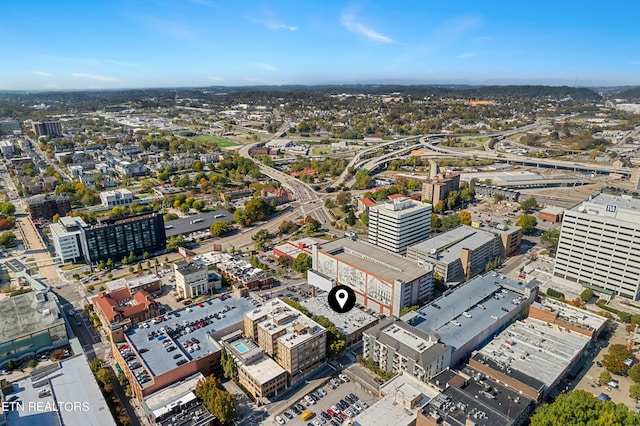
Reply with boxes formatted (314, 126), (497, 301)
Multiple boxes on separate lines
(2, 0), (639, 90)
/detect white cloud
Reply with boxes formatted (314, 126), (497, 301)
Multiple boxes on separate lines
(32, 71), (52, 76)
(207, 76), (225, 81)
(104, 59), (141, 68)
(265, 21), (297, 31)
(71, 73), (120, 82)
(251, 63), (277, 71)
(340, 11), (392, 43)
(458, 52), (478, 58)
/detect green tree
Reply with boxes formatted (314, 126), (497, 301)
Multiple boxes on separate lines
(345, 208), (357, 226)
(195, 375), (237, 426)
(629, 364), (640, 383)
(292, 253), (312, 274)
(580, 288), (595, 302)
(519, 197), (537, 211)
(96, 367), (115, 388)
(166, 235), (186, 250)
(0, 231), (17, 248)
(516, 214), (537, 234)
(304, 216), (321, 234)
(530, 390), (640, 425)
(0, 202), (16, 216)
(599, 370), (612, 385)
(278, 220), (298, 235)
(630, 383), (640, 400)
(335, 191), (352, 206)
(541, 229), (560, 249)
(210, 221), (231, 237)
(221, 349), (238, 380)
(128, 251), (136, 263)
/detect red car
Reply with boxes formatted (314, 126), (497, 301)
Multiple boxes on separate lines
(338, 413), (346, 420)
(327, 409), (336, 417)
(198, 303), (204, 308)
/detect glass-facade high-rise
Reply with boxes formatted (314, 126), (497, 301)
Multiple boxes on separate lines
(83, 213), (166, 264)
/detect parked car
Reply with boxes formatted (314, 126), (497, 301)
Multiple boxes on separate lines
(275, 416), (286, 425)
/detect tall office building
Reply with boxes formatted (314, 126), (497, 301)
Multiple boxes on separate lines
(368, 196), (432, 255)
(553, 193), (640, 299)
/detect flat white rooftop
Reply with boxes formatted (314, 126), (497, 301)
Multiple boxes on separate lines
(476, 317), (590, 387)
(5, 356), (116, 426)
(353, 373), (438, 426)
(241, 355), (286, 385)
(300, 296), (378, 336)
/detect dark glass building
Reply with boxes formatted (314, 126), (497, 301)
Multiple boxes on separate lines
(82, 213), (166, 264)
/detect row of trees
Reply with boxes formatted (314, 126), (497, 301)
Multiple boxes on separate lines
(194, 375), (237, 425)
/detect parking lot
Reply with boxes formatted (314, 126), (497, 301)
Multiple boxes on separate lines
(271, 375), (377, 426)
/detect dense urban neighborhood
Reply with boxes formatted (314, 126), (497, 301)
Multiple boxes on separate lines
(1, 84), (640, 426)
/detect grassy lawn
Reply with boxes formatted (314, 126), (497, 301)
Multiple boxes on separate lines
(312, 147), (331, 155)
(192, 135), (240, 148)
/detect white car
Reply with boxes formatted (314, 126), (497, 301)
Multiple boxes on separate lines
(275, 415), (286, 425)
(305, 395), (316, 405)
(339, 374), (350, 383)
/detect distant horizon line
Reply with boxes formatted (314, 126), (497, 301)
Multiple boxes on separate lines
(1, 81), (639, 94)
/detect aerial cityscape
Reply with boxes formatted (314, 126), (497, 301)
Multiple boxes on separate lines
(2, 2), (640, 426)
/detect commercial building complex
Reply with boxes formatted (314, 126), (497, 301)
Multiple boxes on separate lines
(418, 366), (535, 426)
(553, 193), (640, 299)
(406, 226), (502, 285)
(474, 184), (520, 202)
(311, 238), (434, 316)
(244, 298), (327, 383)
(174, 261), (221, 299)
(0, 291), (68, 367)
(193, 252), (273, 290)
(6, 356), (117, 426)
(92, 288), (160, 329)
(402, 273), (538, 366)
(300, 296), (379, 347)
(363, 317), (452, 382)
(50, 213), (167, 266)
(100, 188), (134, 207)
(141, 373), (217, 426)
(353, 373), (439, 426)
(367, 196), (432, 255)
(469, 316), (592, 401)
(111, 294), (256, 400)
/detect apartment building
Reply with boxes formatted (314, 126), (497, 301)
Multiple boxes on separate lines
(553, 193), (640, 299)
(32, 120), (62, 137)
(50, 216), (87, 263)
(26, 194), (71, 221)
(363, 317), (452, 383)
(421, 172), (460, 205)
(244, 298), (327, 383)
(368, 196), (432, 255)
